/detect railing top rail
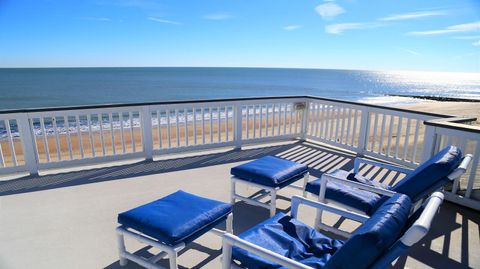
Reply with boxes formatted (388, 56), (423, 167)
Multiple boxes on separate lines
(425, 119), (480, 134)
(0, 95), (460, 118)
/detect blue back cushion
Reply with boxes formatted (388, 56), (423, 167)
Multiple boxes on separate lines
(325, 194), (411, 269)
(391, 146), (462, 202)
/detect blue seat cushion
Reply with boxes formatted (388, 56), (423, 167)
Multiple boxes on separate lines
(325, 194), (411, 269)
(118, 190), (232, 246)
(391, 145), (462, 202)
(305, 170), (383, 215)
(232, 213), (344, 269)
(231, 156), (308, 187)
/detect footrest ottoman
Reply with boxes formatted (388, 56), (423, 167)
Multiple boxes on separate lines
(116, 190), (233, 269)
(230, 156), (309, 216)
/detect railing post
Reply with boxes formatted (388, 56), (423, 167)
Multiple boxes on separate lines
(18, 114), (39, 176)
(300, 99), (309, 140)
(357, 108), (370, 156)
(234, 103), (243, 149)
(421, 124), (437, 162)
(142, 106), (154, 161)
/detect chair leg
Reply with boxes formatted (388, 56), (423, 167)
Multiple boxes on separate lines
(116, 230), (128, 266)
(168, 249), (178, 269)
(302, 172), (309, 197)
(222, 238), (233, 269)
(230, 178), (236, 204)
(226, 213), (234, 233)
(270, 189), (277, 217)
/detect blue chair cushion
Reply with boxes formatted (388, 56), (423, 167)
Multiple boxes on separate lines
(325, 194), (411, 269)
(231, 156), (309, 188)
(118, 190), (232, 246)
(305, 170), (383, 215)
(232, 213), (344, 269)
(391, 145), (462, 202)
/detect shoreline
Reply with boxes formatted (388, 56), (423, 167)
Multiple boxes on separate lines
(386, 94), (480, 103)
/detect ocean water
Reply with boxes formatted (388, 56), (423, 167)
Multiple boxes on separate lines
(1, 67), (479, 140)
(0, 67), (479, 110)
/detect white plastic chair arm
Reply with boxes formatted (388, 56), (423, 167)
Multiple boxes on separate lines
(321, 173), (397, 197)
(400, 192), (444, 246)
(291, 195), (369, 223)
(447, 154), (473, 180)
(354, 157), (413, 175)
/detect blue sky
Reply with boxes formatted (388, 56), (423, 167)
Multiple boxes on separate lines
(0, 0), (479, 72)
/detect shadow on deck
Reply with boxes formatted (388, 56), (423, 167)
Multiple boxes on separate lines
(1, 141), (478, 268)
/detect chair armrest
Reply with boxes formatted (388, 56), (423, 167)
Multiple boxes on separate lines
(291, 195), (369, 223)
(321, 173), (397, 197)
(354, 157), (413, 175)
(447, 154), (473, 180)
(222, 233), (314, 269)
(400, 192), (444, 246)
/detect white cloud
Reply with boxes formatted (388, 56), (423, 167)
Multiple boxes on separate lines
(203, 12), (233, 20)
(453, 35), (480, 40)
(315, 2), (345, 20)
(325, 22), (381, 34)
(147, 17), (182, 25)
(379, 11), (446, 21)
(473, 40), (480, 46)
(408, 21), (480, 36)
(284, 25), (303, 31)
(398, 48), (421, 56)
(82, 17), (111, 21)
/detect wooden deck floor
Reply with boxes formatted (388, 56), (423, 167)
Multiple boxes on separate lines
(0, 141), (478, 268)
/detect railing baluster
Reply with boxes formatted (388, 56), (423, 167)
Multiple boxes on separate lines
(167, 110), (172, 148)
(98, 114), (106, 157)
(253, 105), (257, 138)
(378, 114), (386, 155)
(295, 109), (300, 134)
(465, 141), (480, 198)
(5, 119), (17, 165)
(225, 106), (229, 141)
(130, 112), (136, 152)
(185, 109), (189, 146)
(340, 107), (346, 144)
(403, 118), (412, 160)
(272, 104), (277, 136)
(157, 111), (162, 149)
(217, 107), (221, 142)
(64, 116), (73, 159)
(193, 108), (197, 145)
(283, 104), (287, 135)
(394, 117), (403, 159)
(277, 104), (281, 136)
(329, 106), (335, 140)
(346, 108), (352, 145)
(87, 114), (96, 157)
(108, 113), (115, 155)
(260, 105), (264, 138)
(371, 113), (379, 152)
(40, 117), (50, 162)
(120, 113), (126, 153)
(52, 117), (62, 160)
(386, 115), (394, 157)
(0, 127), (4, 167)
(351, 109), (358, 146)
(175, 109), (180, 147)
(209, 108), (213, 143)
(314, 104), (320, 137)
(265, 104), (270, 137)
(76, 115), (85, 158)
(201, 108), (205, 144)
(411, 120), (421, 163)
(246, 106), (250, 139)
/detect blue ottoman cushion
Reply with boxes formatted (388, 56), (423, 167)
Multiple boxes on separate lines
(305, 170), (383, 215)
(231, 156), (308, 187)
(118, 190), (232, 246)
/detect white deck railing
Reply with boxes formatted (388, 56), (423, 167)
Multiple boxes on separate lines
(0, 96), (478, 210)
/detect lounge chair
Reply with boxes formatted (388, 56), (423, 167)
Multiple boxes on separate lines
(304, 146), (472, 219)
(222, 192), (444, 269)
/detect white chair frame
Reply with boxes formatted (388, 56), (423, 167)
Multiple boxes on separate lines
(117, 213), (233, 269)
(230, 172), (309, 217)
(222, 193), (444, 269)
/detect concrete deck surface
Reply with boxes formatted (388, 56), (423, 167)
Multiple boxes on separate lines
(0, 141), (478, 269)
